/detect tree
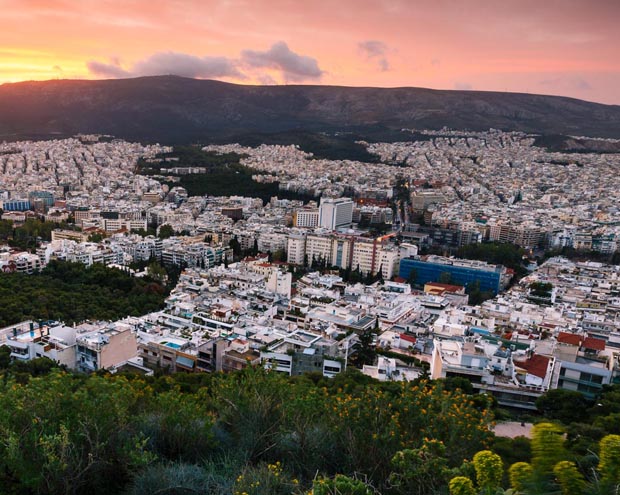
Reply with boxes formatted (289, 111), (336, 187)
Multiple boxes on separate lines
(509, 462), (533, 493)
(531, 422), (567, 475)
(553, 461), (586, 495)
(312, 474), (373, 495)
(158, 224), (175, 239)
(438, 272), (453, 284)
(229, 236), (241, 256)
(350, 330), (377, 368)
(535, 389), (590, 424)
(87, 232), (104, 243)
(491, 436), (531, 473)
(406, 267), (417, 287)
(449, 476), (476, 495)
(598, 434), (620, 488)
(271, 248), (286, 262)
(146, 261), (167, 283)
(473, 450), (503, 494)
(0, 345), (11, 369)
(389, 439), (452, 495)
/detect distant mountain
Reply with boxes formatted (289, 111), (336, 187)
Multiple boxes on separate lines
(1, 76), (619, 144)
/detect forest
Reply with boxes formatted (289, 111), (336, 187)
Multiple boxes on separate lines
(0, 260), (168, 327)
(138, 146), (317, 204)
(0, 354), (618, 495)
(0, 217), (79, 251)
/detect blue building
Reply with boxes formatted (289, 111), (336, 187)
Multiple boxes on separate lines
(28, 191), (55, 208)
(2, 199), (31, 212)
(399, 256), (503, 294)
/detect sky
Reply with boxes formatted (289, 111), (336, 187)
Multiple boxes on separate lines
(0, 0), (619, 104)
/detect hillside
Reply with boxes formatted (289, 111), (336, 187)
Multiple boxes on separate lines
(1, 76), (619, 143)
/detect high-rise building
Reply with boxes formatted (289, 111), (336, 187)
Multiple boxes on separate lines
(293, 207), (319, 228)
(318, 198), (353, 230)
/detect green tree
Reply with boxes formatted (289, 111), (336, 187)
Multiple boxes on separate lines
(406, 267), (417, 287)
(229, 236), (242, 256)
(312, 474), (373, 495)
(146, 261), (167, 283)
(350, 330), (377, 368)
(553, 461), (586, 495)
(473, 450), (503, 494)
(389, 439), (452, 495)
(598, 434), (620, 489)
(158, 224), (175, 239)
(509, 462), (533, 493)
(87, 232), (105, 243)
(271, 248), (286, 262)
(535, 389), (590, 424)
(449, 476), (476, 495)
(0, 345), (11, 369)
(531, 422), (567, 475)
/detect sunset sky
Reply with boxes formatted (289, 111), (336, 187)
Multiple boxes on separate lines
(1, 0), (619, 104)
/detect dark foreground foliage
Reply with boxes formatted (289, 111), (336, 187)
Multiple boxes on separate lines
(0, 360), (494, 495)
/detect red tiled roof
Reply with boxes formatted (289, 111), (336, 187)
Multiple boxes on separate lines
(582, 336), (606, 351)
(557, 331), (582, 346)
(424, 282), (465, 292)
(514, 354), (550, 379)
(399, 333), (416, 344)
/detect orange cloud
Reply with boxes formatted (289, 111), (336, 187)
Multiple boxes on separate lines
(0, 0), (618, 103)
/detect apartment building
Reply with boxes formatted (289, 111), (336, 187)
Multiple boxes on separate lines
(318, 197), (353, 230)
(76, 324), (138, 372)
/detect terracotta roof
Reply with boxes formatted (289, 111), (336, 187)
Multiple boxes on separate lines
(399, 333), (416, 344)
(557, 331), (582, 346)
(582, 336), (606, 351)
(514, 354), (550, 379)
(424, 282), (464, 292)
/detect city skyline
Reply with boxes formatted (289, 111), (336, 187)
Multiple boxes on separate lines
(0, 0), (619, 104)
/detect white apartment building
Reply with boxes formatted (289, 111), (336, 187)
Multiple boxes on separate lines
(102, 218), (148, 232)
(318, 197), (353, 230)
(293, 208), (319, 228)
(267, 270), (293, 299)
(257, 232), (288, 253)
(288, 231), (400, 278)
(287, 234), (306, 265)
(306, 234), (339, 266)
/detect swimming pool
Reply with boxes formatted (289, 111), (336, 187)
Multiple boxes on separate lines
(160, 341), (182, 349)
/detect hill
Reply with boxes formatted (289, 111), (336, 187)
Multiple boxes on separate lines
(1, 76), (619, 144)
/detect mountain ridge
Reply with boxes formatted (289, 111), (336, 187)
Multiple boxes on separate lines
(1, 75), (619, 143)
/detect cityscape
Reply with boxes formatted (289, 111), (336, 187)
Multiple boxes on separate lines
(0, 1), (619, 495)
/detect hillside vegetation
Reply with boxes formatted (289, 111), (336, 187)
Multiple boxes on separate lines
(0, 261), (167, 326)
(0, 362), (492, 495)
(2, 76), (620, 143)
